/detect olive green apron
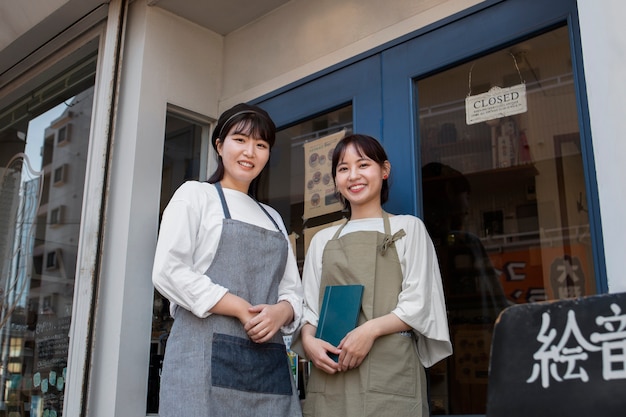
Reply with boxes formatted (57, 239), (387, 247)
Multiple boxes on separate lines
(303, 212), (428, 417)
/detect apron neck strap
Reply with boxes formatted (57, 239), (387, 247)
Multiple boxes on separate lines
(214, 182), (231, 219)
(332, 211), (392, 239)
(214, 181), (281, 231)
(382, 210), (392, 235)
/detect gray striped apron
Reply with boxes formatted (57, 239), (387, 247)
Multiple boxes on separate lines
(159, 182), (301, 417)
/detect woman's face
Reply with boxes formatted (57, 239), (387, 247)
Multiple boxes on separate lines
(334, 143), (390, 218)
(216, 123), (270, 193)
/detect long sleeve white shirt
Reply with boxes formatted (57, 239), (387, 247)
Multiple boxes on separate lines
(301, 215), (452, 367)
(152, 181), (303, 334)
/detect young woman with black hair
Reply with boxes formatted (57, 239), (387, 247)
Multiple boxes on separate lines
(298, 134), (451, 417)
(153, 103), (303, 416)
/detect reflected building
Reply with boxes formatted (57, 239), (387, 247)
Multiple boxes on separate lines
(0, 87), (93, 415)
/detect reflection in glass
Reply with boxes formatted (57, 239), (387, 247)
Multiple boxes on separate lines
(417, 26), (596, 414)
(0, 85), (94, 416)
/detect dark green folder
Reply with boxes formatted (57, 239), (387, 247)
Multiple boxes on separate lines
(315, 284), (364, 362)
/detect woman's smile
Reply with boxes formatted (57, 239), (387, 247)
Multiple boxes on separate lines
(238, 159), (254, 169)
(335, 143), (389, 218)
(217, 126), (270, 193)
(348, 183), (366, 192)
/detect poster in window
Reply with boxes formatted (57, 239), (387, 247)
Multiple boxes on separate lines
(302, 130), (346, 220)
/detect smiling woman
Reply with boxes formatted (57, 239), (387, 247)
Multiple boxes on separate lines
(215, 124), (271, 193)
(297, 134), (452, 417)
(333, 135), (391, 220)
(152, 103), (304, 417)
(208, 104), (277, 197)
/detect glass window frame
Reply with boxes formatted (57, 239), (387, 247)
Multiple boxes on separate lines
(415, 25), (598, 414)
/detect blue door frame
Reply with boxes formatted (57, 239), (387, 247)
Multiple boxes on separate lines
(259, 55), (382, 139)
(255, 0), (607, 294)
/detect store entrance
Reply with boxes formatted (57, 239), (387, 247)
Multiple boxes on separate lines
(257, 7), (599, 413)
(416, 25), (596, 414)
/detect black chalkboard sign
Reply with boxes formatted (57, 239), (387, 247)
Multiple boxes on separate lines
(487, 292), (626, 417)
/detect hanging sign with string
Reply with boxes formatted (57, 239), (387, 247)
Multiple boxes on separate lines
(465, 53), (527, 125)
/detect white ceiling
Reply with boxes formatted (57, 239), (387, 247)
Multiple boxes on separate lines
(148, 0), (292, 35)
(0, 0), (291, 86)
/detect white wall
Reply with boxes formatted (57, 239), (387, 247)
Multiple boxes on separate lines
(219, 0), (483, 110)
(578, 0), (626, 293)
(87, 2), (223, 415)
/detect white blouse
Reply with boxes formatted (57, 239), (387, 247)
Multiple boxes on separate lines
(152, 181), (303, 334)
(301, 215), (452, 367)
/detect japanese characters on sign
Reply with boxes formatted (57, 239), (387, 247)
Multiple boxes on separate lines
(486, 292), (626, 417)
(527, 303), (626, 388)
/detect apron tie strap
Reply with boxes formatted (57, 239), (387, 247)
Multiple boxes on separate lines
(378, 229), (406, 255)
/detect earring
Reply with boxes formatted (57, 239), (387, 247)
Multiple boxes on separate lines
(383, 174), (388, 180)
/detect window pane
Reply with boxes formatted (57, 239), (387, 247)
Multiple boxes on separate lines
(416, 26), (595, 414)
(0, 78), (95, 416)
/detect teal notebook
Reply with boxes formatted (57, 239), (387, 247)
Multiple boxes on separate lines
(315, 284), (364, 362)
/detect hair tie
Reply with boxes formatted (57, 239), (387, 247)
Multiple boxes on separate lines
(217, 110), (260, 140)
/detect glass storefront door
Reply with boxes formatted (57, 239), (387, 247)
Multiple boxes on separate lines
(0, 57), (96, 416)
(213, 2), (598, 415)
(416, 25), (597, 414)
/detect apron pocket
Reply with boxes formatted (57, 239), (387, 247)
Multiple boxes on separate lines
(211, 333), (293, 395)
(367, 333), (418, 397)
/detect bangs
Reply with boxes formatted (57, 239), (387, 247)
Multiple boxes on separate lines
(333, 134), (387, 169)
(230, 117), (275, 147)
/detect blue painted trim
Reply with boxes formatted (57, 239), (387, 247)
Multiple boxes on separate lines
(565, 11), (608, 294)
(258, 55), (382, 138)
(256, 0), (607, 294)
